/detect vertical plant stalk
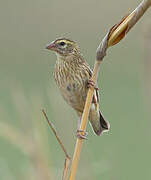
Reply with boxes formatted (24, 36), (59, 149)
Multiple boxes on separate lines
(69, 0), (151, 179)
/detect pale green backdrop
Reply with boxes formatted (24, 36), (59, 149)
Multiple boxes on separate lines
(0, 0), (151, 179)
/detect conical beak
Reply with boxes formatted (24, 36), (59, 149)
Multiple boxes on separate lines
(45, 41), (56, 50)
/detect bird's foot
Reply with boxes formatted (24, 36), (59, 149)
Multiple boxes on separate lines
(76, 129), (88, 140)
(87, 79), (99, 90)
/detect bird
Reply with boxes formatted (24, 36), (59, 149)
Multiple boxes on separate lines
(46, 38), (110, 139)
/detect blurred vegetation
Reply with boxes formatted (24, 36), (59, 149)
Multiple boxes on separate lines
(0, 0), (151, 179)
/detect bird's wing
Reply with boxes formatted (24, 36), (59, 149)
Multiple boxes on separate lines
(83, 62), (100, 104)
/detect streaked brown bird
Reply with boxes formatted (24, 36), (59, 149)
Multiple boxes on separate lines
(46, 38), (110, 138)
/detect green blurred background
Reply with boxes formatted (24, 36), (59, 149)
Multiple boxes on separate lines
(0, 0), (151, 179)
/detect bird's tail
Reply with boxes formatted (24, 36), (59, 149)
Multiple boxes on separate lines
(89, 110), (110, 136)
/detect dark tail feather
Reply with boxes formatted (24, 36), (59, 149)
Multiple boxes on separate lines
(100, 111), (109, 130)
(96, 111), (110, 136)
(89, 110), (110, 136)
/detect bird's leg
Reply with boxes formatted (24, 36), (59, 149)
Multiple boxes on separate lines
(76, 118), (88, 140)
(87, 79), (99, 90)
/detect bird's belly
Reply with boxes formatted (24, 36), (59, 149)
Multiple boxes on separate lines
(59, 82), (87, 112)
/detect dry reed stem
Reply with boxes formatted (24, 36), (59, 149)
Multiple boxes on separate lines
(62, 157), (71, 180)
(42, 109), (70, 180)
(69, 1), (151, 179)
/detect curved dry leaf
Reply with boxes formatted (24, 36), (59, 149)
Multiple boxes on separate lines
(108, 14), (129, 46)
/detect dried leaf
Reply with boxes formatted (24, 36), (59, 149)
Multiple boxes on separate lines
(108, 14), (129, 46)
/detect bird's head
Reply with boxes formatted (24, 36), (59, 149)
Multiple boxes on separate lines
(46, 38), (80, 56)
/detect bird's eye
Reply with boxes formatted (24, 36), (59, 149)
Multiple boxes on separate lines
(59, 41), (65, 46)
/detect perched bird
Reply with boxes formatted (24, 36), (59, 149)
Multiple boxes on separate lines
(46, 38), (110, 138)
